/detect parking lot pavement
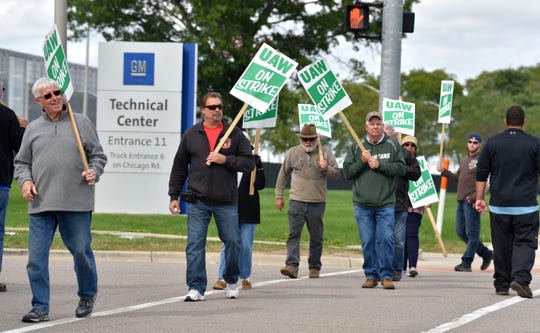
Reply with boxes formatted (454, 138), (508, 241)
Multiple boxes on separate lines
(2, 249), (540, 333)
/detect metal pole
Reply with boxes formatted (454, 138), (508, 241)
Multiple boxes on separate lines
(378, 0), (403, 111)
(83, 25), (90, 116)
(54, 0), (68, 55)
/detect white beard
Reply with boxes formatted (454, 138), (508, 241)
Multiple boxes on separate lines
(301, 144), (316, 153)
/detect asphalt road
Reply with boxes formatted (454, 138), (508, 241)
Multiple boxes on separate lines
(1, 250), (539, 333)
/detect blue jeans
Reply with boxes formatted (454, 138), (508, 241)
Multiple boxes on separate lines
(404, 212), (422, 269)
(218, 223), (256, 279)
(456, 201), (492, 265)
(354, 205), (395, 280)
(0, 190), (8, 273)
(186, 200), (240, 294)
(27, 211), (97, 311)
(392, 211), (408, 275)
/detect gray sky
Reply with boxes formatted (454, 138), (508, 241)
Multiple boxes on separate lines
(1, 0), (539, 85)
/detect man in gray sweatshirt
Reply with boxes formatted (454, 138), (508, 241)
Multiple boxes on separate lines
(14, 77), (107, 323)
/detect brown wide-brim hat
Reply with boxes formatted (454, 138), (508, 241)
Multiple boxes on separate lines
(297, 124), (319, 139)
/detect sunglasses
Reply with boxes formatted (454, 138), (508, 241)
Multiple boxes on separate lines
(41, 89), (62, 100)
(205, 104), (223, 111)
(302, 137), (316, 142)
(403, 143), (416, 148)
(468, 140), (479, 144)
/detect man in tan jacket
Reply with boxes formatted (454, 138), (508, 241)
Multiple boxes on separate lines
(275, 124), (340, 279)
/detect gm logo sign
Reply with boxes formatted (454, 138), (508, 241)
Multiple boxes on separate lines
(123, 53), (155, 85)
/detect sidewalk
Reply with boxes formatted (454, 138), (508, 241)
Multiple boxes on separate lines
(6, 227), (540, 271)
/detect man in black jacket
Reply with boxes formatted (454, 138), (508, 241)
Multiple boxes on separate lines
(0, 79), (27, 292)
(476, 105), (540, 298)
(168, 92), (254, 301)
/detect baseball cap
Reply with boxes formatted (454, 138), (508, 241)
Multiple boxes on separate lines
(365, 111), (383, 122)
(467, 133), (482, 143)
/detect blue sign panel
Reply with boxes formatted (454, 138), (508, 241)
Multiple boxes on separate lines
(123, 53), (155, 85)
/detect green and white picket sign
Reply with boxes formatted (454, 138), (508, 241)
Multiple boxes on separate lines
(242, 96), (278, 129)
(382, 98), (415, 136)
(437, 80), (454, 124)
(298, 58), (352, 120)
(43, 25), (74, 101)
(408, 156), (439, 208)
(230, 43), (297, 112)
(298, 104), (331, 138)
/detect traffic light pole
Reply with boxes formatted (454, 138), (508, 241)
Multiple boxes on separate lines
(378, 0), (403, 111)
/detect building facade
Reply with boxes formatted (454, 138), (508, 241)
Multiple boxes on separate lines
(0, 48), (97, 123)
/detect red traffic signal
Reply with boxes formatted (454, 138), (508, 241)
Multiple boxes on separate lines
(345, 5), (369, 31)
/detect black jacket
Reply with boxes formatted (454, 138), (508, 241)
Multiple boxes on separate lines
(395, 147), (421, 212)
(168, 121), (255, 205)
(238, 156), (265, 223)
(477, 128), (540, 207)
(0, 104), (24, 188)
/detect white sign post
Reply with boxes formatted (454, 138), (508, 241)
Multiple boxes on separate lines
(436, 80), (455, 233)
(298, 104), (331, 138)
(408, 156), (447, 257)
(43, 25), (88, 170)
(382, 98), (415, 136)
(297, 58), (352, 120)
(230, 43), (297, 112)
(95, 42), (185, 214)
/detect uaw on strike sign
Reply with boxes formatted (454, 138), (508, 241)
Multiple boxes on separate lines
(43, 25), (74, 101)
(230, 43), (297, 112)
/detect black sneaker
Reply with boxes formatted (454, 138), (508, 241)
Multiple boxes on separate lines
(21, 308), (49, 323)
(510, 281), (533, 298)
(495, 289), (509, 295)
(76, 296), (96, 318)
(454, 263), (472, 272)
(481, 253), (493, 271)
(0, 282), (6, 292)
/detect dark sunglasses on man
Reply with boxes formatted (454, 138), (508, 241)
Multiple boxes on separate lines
(204, 104), (223, 111)
(41, 89), (62, 100)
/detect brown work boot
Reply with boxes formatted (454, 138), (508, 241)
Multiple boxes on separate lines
(280, 266), (298, 279)
(212, 279), (226, 290)
(362, 279), (378, 288)
(241, 279), (252, 290)
(382, 279), (395, 290)
(309, 269), (320, 278)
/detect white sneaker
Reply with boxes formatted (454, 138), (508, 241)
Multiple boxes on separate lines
(409, 268), (418, 277)
(225, 283), (240, 299)
(185, 289), (205, 302)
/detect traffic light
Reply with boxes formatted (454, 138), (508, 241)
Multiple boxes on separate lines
(345, 5), (369, 32)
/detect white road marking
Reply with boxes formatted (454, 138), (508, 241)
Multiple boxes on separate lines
(1, 270), (361, 333)
(422, 289), (540, 333)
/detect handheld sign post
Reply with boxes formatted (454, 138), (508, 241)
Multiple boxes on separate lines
(436, 80), (454, 234)
(408, 156), (447, 257)
(297, 58), (366, 152)
(43, 25), (89, 171)
(242, 96), (278, 194)
(298, 103), (332, 160)
(382, 97), (415, 136)
(208, 43), (297, 166)
(437, 80), (454, 161)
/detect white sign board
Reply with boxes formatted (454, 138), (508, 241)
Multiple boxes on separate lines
(230, 43), (297, 112)
(95, 42), (184, 214)
(298, 104), (331, 138)
(382, 98), (415, 136)
(438, 80), (454, 124)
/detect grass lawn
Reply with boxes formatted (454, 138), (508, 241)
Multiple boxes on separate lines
(5, 182), (495, 255)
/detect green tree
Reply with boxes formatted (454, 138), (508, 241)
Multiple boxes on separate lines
(446, 65), (540, 161)
(68, 0), (419, 122)
(401, 69), (463, 159)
